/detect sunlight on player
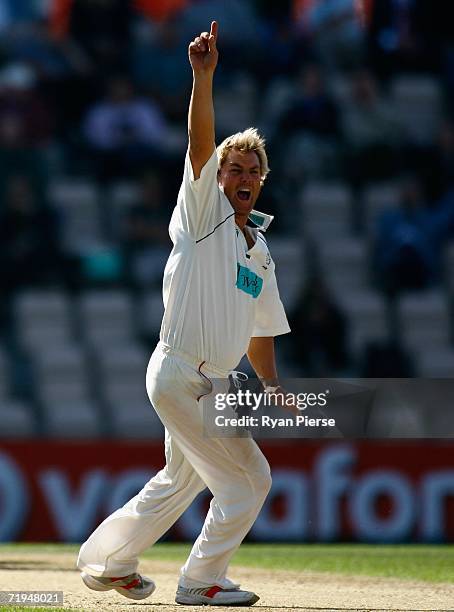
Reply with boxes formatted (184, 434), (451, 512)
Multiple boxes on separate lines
(77, 21), (290, 607)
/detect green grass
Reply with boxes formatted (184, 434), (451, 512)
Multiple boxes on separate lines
(147, 543), (454, 583)
(1, 543), (453, 584)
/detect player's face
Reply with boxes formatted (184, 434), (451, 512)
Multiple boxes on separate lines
(218, 150), (262, 218)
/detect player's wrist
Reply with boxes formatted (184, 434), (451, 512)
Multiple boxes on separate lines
(262, 379), (282, 394)
(265, 385), (285, 393)
(264, 385), (280, 394)
(192, 67), (216, 79)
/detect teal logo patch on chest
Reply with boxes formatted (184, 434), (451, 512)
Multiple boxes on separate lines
(236, 264), (263, 298)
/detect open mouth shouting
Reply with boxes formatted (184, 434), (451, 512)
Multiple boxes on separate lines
(236, 188), (251, 202)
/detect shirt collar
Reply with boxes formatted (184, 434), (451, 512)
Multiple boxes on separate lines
(247, 209), (274, 232)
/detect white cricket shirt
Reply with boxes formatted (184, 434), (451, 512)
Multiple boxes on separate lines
(159, 148), (290, 372)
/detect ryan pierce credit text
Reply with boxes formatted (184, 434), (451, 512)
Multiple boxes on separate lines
(214, 414), (336, 429)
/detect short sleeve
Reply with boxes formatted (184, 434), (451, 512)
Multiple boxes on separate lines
(172, 148), (225, 240)
(252, 269), (291, 337)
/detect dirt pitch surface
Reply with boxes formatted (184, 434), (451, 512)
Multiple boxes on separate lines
(1, 550), (454, 612)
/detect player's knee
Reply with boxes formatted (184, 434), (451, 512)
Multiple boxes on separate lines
(246, 457), (271, 508)
(254, 469), (272, 502)
(226, 468), (271, 513)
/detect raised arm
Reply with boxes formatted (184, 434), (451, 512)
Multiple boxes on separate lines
(188, 21), (218, 179)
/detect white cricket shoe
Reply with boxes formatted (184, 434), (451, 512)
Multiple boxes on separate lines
(81, 571), (156, 600)
(175, 582), (259, 606)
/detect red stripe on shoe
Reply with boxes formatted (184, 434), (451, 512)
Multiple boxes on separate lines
(122, 578), (141, 590)
(204, 586), (222, 598)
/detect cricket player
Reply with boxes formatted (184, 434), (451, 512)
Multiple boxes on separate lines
(77, 21), (290, 606)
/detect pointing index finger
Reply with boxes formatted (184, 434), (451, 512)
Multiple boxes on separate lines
(210, 21), (218, 42)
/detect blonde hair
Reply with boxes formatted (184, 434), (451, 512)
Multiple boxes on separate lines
(217, 127), (270, 185)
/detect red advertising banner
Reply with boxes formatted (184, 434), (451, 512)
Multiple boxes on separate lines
(0, 440), (454, 542)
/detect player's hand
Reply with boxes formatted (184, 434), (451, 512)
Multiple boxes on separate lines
(188, 21), (218, 75)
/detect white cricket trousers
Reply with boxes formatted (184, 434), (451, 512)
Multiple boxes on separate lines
(77, 342), (271, 586)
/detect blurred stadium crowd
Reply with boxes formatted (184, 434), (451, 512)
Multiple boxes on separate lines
(0, 0), (454, 438)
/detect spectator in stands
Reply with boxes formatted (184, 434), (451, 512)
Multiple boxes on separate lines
(0, 63), (54, 147)
(296, 0), (364, 73)
(50, 0), (135, 78)
(276, 63), (340, 180)
(360, 340), (414, 377)
(4, 19), (81, 80)
(373, 176), (437, 294)
(278, 63), (339, 137)
(48, 0), (192, 134)
(0, 0), (44, 30)
(132, 19), (191, 122)
(83, 76), (170, 181)
(341, 69), (404, 190)
(288, 277), (348, 375)
(0, 176), (61, 294)
(121, 172), (171, 288)
(4, 18), (95, 139)
(366, 0), (450, 81)
(432, 120), (454, 193)
(410, 119), (454, 202)
(253, 7), (303, 85)
(49, 0), (143, 139)
(0, 64), (50, 200)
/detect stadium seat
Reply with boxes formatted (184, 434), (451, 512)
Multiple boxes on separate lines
(0, 345), (10, 400)
(32, 345), (87, 384)
(391, 74), (442, 144)
(48, 178), (103, 253)
(32, 344), (85, 372)
(273, 343), (301, 378)
(363, 182), (400, 235)
(14, 290), (73, 351)
(423, 392), (454, 437)
(78, 290), (136, 347)
(103, 380), (149, 405)
(417, 347), (454, 378)
(301, 182), (352, 238)
(0, 400), (36, 437)
(266, 238), (306, 311)
(107, 399), (164, 438)
(103, 381), (163, 437)
(337, 290), (389, 354)
(110, 181), (140, 209)
(366, 398), (426, 438)
(328, 74), (351, 105)
(38, 380), (92, 405)
(42, 400), (101, 438)
(215, 73), (257, 137)
(319, 238), (369, 294)
(95, 343), (148, 387)
(139, 290), (165, 339)
(260, 76), (294, 133)
(443, 241), (454, 293)
(32, 345), (93, 408)
(109, 181), (140, 239)
(398, 291), (452, 350)
(48, 178), (97, 205)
